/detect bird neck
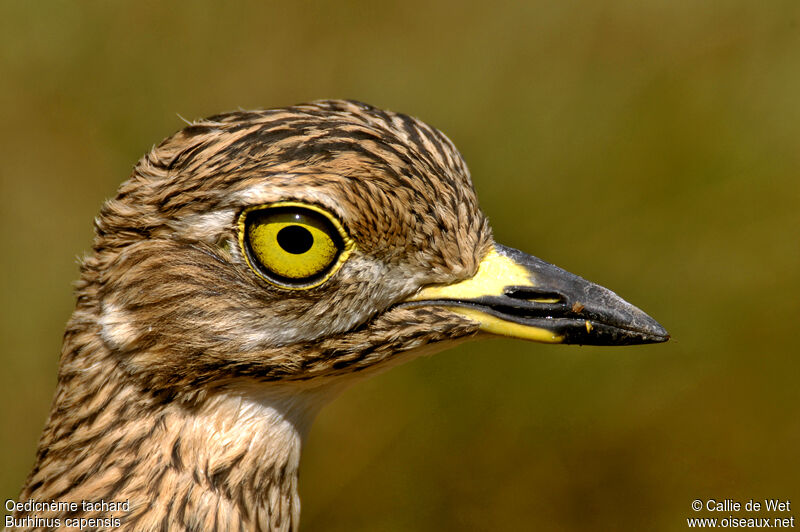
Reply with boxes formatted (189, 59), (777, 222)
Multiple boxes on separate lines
(21, 329), (333, 532)
(162, 384), (327, 531)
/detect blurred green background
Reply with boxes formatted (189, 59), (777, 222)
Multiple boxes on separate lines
(1, 2), (798, 530)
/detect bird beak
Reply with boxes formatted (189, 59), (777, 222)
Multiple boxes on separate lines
(403, 244), (669, 345)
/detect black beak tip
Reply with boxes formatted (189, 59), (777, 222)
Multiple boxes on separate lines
(651, 323), (671, 342)
(574, 320), (670, 346)
(576, 285), (670, 346)
(638, 327), (671, 344)
(627, 311), (670, 343)
(603, 316), (670, 345)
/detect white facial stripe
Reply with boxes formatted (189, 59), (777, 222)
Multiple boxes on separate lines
(170, 209), (236, 243)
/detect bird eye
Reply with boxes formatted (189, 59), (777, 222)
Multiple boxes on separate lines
(239, 203), (353, 289)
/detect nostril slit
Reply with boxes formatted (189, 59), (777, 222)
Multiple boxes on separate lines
(504, 287), (564, 304)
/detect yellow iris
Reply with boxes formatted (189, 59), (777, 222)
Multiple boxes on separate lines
(240, 203), (353, 288)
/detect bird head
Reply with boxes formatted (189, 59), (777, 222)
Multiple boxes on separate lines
(82, 99), (667, 403)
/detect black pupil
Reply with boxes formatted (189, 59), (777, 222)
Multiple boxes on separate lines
(277, 225), (314, 254)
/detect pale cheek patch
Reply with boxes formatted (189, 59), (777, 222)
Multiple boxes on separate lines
(240, 329), (283, 352)
(98, 302), (140, 351)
